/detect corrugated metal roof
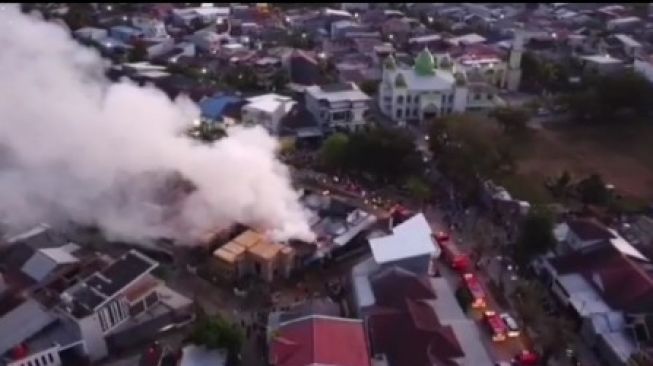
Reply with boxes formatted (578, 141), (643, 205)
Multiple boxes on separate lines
(0, 299), (56, 356)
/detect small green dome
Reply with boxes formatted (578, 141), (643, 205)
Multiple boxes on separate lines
(414, 47), (436, 76)
(384, 55), (397, 70)
(395, 73), (407, 88)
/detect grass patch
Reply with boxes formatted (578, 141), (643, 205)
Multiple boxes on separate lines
(495, 173), (554, 205)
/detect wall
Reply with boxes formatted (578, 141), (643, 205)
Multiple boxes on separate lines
(634, 59), (653, 84)
(76, 314), (108, 362)
(8, 346), (62, 366)
(453, 86), (468, 112)
(380, 254), (431, 275)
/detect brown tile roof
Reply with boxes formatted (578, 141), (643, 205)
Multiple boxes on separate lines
(367, 299), (464, 366)
(550, 244), (653, 313)
(567, 219), (615, 241)
(366, 266), (464, 366)
(370, 266), (436, 309)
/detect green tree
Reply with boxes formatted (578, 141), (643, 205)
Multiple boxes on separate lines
(190, 315), (244, 364)
(514, 208), (556, 265)
(427, 115), (514, 195)
(577, 173), (611, 206)
(405, 176), (431, 203)
(549, 170), (572, 198)
(489, 106), (531, 137)
(271, 70), (289, 92)
(62, 3), (93, 31)
(359, 80), (379, 97)
(563, 72), (653, 123)
(347, 127), (422, 184)
(319, 133), (350, 172)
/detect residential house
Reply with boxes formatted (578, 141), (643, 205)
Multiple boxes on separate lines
(350, 265), (493, 365)
(0, 226), (192, 366)
(269, 315), (371, 366)
(532, 240), (653, 366)
(634, 55), (653, 84)
(131, 16), (168, 39)
(171, 7), (230, 27)
(253, 56), (283, 90)
(190, 30), (230, 53)
(288, 50), (322, 90)
(73, 27), (108, 43)
(211, 230), (295, 283)
(305, 82), (371, 132)
(553, 219), (617, 255)
(241, 93), (295, 135)
(109, 26), (143, 44)
(301, 191), (378, 264)
(198, 95), (244, 126)
(367, 213), (439, 275)
(579, 54), (625, 75)
(606, 16), (641, 32)
(179, 345), (227, 366)
(278, 104), (323, 144)
(598, 34), (642, 60)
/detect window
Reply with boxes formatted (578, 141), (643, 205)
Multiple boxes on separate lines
(441, 94), (446, 104)
(414, 95), (420, 104)
(48, 354), (54, 363)
(145, 292), (159, 308)
(448, 94), (454, 103)
(396, 109), (403, 118)
(107, 305), (116, 327)
(396, 95), (404, 104)
(487, 93), (493, 100)
(41, 356), (47, 365)
(35, 359), (40, 366)
(406, 95), (412, 103)
(474, 93), (481, 101)
(99, 308), (110, 332)
(130, 301), (146, 317)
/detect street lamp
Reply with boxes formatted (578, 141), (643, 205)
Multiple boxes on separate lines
(301, 32), (307, 39)
(201, 68), (207, 74)
(427, 16), (433, 24)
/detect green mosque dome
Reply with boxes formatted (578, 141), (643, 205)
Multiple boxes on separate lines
(414, 47), (436, 76)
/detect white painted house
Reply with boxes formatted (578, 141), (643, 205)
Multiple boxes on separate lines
(241, 94), (295, 135)
(634, 55), (653, 84)
(305, 82), (371, 132)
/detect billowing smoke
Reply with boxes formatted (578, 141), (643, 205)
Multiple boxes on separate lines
(0, 5), (315, 244)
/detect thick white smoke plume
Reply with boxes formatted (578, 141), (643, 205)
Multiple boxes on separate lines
(0, 5), (315, 244)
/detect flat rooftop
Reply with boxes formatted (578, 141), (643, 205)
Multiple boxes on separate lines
(85, 250), (157, 298)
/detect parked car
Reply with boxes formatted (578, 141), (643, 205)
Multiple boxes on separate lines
(500, 312), (520, 338)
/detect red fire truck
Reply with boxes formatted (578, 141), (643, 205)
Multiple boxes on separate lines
(462, 273), (487, 309)
(435, 231), (471, 272)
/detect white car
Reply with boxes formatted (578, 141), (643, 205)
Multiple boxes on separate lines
(500, 312), (520, 338)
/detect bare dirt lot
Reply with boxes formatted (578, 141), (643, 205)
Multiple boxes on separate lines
(500, 122), (653, 205)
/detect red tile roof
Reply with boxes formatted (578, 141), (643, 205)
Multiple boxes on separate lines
(271, 316), (371, 366)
